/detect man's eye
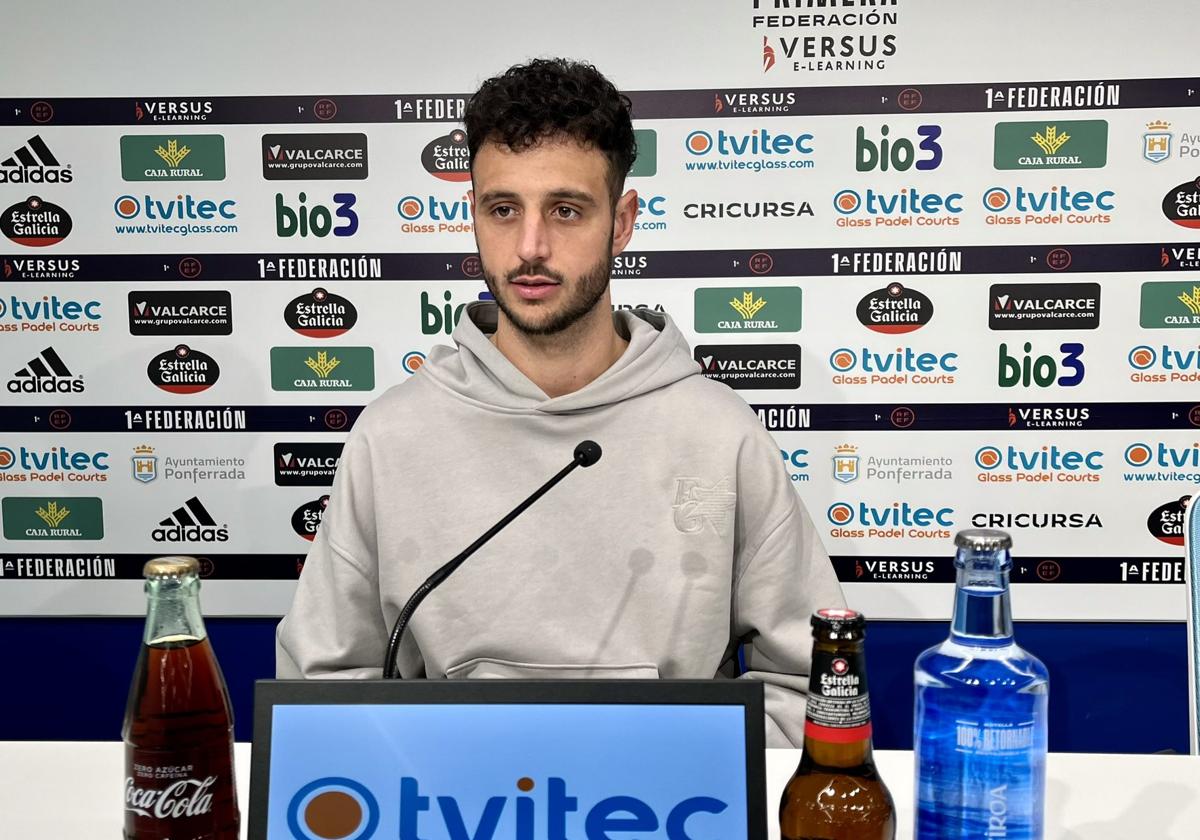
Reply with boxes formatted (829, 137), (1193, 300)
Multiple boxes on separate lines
(554, 206), (580, 220)
(492, 206), (514, 219)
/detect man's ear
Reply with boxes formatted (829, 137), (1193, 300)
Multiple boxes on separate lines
(467, 188), (475, 216)
(612, 188), (638, 255)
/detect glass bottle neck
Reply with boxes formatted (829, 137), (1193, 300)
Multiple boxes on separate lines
(802, 640), (875, 769)
(143, 576), (208, 645)
(950, 546), (1014, 645)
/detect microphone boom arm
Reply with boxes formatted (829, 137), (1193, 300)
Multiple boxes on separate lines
(381, 442), (601, 678)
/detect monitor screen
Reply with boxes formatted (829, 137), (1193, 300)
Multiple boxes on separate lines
(255, 684), (759, 840)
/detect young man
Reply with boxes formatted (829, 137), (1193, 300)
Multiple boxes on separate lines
(276, 58), (844, 747)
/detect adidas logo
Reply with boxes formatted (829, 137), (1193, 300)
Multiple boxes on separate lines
(7, 347), (84, 393)
(151, 496), (229, 542)
(0, 136), (73, 184)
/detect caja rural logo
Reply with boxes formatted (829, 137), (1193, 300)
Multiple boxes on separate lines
(283, 775), (729, 840)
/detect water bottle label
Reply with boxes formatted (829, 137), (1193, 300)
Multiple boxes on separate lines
(955, 719), (1036, 755)
(805, 649), (872, 742)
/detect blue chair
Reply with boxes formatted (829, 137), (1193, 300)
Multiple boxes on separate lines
(1188, 490), (1200, 754)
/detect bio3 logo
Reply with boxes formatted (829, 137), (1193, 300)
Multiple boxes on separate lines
(855, 125), (943, 172)
(276, 192), (358, 238)
(284, 775), (728, 840)
(997, 342), (1085, 387)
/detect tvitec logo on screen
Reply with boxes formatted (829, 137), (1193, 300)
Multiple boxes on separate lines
(283, 774), (730, 840)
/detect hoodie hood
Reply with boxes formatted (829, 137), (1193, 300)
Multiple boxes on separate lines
(418, 301), (700, 414)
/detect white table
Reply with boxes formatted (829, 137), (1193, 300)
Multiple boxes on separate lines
(2, 742), (1197, 839)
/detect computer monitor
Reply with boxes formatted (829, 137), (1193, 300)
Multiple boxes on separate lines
(249, 679), (767, 839)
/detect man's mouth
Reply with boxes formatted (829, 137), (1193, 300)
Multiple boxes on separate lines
(510, 276), (559, 286)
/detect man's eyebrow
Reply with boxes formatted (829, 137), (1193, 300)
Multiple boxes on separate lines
(475, 189), (599, 207)
(546, 189), (598, 207)
(476, 190), (520, 205)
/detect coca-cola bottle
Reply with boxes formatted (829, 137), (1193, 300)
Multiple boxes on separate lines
(123, 556), (239, 839)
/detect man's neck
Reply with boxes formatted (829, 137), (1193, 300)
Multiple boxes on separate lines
(491, 303), (629, 398)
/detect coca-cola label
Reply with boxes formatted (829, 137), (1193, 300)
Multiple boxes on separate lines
(125, 774), (217, 819)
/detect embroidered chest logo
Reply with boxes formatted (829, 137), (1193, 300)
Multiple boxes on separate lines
(672, 477), (735, 535)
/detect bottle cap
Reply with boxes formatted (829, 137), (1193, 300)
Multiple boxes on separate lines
(811, 607), (865, 631)
(143, 556), (200, 580)
(954, 529), (1012, 551)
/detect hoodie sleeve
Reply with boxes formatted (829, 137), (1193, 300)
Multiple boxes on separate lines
(731, 431), (845, 748)
(275, 427), (397, 679)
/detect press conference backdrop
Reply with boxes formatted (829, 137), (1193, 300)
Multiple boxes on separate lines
(1, 1), (1196, 624)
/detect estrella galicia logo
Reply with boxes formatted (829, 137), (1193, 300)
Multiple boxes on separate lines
(1, 196), (72, 246)
(1162, 177), (1200, 228)
(292, 495), (330, 541)
(129, 291), (232, 335)
(262, 133), (368, 180)
(856, 283), (933, 334)
(147, 345), (219, 394)
(274, 443), (343, 486)
(285, 288), (358, 338)
(1146, 496), (1188, 546)
(421, 130), (470, 182)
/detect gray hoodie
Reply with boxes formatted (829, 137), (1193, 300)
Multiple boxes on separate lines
(276, 301), (845, 747)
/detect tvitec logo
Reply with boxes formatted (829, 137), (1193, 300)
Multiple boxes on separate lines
(974, 444), (1102, 484)
(398, 194), (472, 234)
(981, 184), (1114, 226)
(683, 127), (814, 173)
(0, 293), (101, 333)
(997, 342), (1085, 388)
(1127, 344), (1200, 383)
(827, 501), (954, 541)
(283, 775), (729, 840)
(1123, 442), (1200, 485)
(635, 195), (668, 231)
(828, 346), (957, 386)
(833, 187), (962, 228)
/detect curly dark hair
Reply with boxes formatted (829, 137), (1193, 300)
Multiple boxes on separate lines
(464, 58), (637, 202)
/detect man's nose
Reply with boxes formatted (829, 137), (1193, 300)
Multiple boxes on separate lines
(515, 214), (551, 266)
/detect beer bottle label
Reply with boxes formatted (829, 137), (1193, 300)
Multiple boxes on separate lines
(805, 649), (871, 742)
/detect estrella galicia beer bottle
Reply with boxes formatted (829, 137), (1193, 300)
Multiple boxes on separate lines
(779, 608), (896, 840)
(122, 557), (239, 839)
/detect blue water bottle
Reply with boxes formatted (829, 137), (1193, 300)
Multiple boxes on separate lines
(914, 529), (1048, 839)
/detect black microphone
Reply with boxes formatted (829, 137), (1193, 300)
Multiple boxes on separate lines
(381, 440), (603, 678)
